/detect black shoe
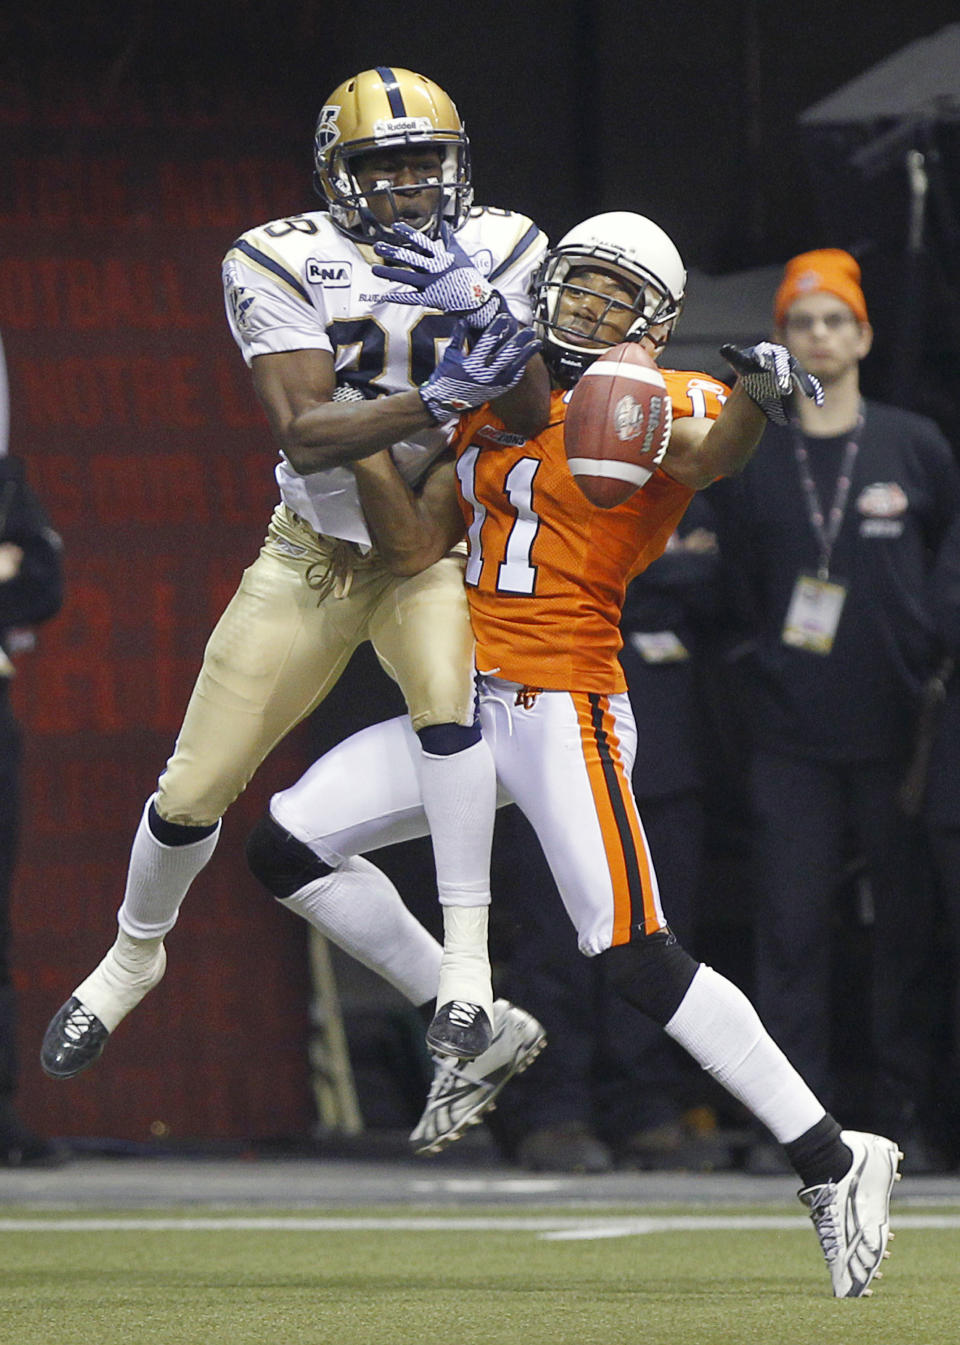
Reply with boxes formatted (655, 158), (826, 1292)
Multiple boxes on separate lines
(426, 1001), (493, 1060)
(0, 1128), (69, 1168)
(0, 1102), (69, 1168)
(40, 997), (109, 1079)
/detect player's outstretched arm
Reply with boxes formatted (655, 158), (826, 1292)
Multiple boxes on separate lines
(354, 452), (464, 577)
(251, 319), (541, 475)
(250, 347), (436, 475)
(664, 343), (821, 490)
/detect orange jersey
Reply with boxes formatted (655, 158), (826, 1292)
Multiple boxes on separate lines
(452, 370), (729, 692)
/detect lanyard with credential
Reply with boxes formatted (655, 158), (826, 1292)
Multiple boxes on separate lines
(790, 403), (865, 580)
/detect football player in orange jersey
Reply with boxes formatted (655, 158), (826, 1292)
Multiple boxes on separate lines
(246, 211), (904, 1297)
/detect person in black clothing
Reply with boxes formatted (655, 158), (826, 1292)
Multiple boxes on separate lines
(921, 514), (960, 1164)
(709, 249), (960, 1171)
(0, 435), (64, 1165)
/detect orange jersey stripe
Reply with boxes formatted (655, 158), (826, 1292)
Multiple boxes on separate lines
(454, 371), (728, 691)
(572, 691), (664, 942)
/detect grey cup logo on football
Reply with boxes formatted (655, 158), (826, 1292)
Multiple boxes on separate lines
(614, 394), (647, 442)
(614, 393), (669, 462)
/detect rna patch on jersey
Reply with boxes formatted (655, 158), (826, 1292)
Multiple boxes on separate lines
(306, 259), (352, 287)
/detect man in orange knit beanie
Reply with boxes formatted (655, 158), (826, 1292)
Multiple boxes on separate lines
(773, 248), (870, 329)
(710, 244), (960, 1175)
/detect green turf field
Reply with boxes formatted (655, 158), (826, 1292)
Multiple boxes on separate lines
(1, 1204), (957, 1345)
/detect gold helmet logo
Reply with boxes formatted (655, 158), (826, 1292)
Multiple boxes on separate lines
(315, 104), (341, 153)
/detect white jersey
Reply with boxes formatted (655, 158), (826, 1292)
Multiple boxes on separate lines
(222, 207), (547, 545)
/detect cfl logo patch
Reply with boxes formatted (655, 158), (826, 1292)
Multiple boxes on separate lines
(227, 284), (256, 331)
(306, 259), (352, 287)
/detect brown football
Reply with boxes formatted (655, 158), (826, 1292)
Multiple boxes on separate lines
(563, 343), (673, 508)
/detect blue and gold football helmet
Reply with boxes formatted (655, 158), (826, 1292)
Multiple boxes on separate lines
(314, 66), (473, 243)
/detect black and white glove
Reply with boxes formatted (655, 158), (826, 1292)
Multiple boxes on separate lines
(373, 222), (505, 329)
(331, 382), (368, 404)
(720, 341), (823, 425)
(419, 314), (541, 423)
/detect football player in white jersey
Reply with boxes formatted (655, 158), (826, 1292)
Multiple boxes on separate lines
(40, 67), (548, 1099)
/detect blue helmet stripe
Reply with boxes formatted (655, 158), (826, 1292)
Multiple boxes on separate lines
(375, 66), (406, 118)
(489, 223), (543, 283)
(231, 240), (310, 302)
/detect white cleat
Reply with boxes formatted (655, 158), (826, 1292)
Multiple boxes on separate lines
(411, 1000), (546, 1155)
(799, 1129), (903, 1298)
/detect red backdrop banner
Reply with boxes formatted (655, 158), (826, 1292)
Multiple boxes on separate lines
(3, 76), (320, 1144)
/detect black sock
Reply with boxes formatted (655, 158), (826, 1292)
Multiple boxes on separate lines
(784, 1113), (852, 1188)
(148, 802), (218, 847)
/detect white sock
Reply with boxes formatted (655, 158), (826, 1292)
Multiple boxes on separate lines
(280, 855), (442, 1006)
(73, 929), (167, 1032)
(665, 963), (826, 1145)
(117, 796), (221, 940)
(419, 739), (496, 907)
(435, 904), (494, 1025)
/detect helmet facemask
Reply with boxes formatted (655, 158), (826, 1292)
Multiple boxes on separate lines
(534, 220), (685, 387)
(322, 136), (471, 243)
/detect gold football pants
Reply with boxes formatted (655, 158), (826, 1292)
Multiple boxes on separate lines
(156, 504), (474, 827)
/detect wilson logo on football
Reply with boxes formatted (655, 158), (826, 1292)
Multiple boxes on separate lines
(613, 393), (669, 461)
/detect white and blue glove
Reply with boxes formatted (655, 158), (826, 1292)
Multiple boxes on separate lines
(720, 341), (823, 425)
(419, 314), (541, 423)
(373, 222), (505, 329)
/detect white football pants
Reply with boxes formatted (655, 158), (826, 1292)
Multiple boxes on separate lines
(272, 675), (666, 955)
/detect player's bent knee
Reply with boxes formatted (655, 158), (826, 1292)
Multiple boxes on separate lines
(600, 933), (700, 1026)
(245, 812), (334, 899)
(416, 721), (481, 755)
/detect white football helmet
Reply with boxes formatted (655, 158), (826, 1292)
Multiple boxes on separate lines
(534, 211), (686, 386)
